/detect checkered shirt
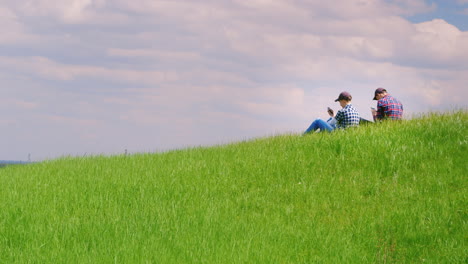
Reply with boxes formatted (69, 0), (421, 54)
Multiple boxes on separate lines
(335, 104), (360, 129)
(376, 94), (403, 120)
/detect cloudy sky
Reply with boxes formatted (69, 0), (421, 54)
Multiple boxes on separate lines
(2, 0), (468, 161)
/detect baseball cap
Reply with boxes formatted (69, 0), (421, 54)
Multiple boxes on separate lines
(373, 88), (387, 100)
(334, 91), (352, 102)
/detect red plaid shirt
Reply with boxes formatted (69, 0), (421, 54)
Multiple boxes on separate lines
(375, 94), (403, 121)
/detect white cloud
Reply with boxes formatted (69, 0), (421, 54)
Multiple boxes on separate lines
(1, 98), (38, 110)
(399, 19), (468, 67)
(15, 0), (102, 23)
(1, 0), (467, 160)
(0, 56), (180, 83)
(0, 7), (33, 44)
(107, 48), (202, 61)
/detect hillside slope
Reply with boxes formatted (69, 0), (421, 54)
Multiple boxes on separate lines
(0, 111), (466, 263)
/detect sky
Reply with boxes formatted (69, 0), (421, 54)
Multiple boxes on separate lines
(1, 0), (468, 161)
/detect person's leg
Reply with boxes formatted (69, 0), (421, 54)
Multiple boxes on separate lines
(304, 119), (333, 134)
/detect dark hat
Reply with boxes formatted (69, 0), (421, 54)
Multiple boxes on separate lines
(334, 91), (352, 102)
(373, 88), (387, 100)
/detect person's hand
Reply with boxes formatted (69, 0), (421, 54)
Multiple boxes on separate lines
(371, 107), (377, 116)
(327, 107), (334, 117)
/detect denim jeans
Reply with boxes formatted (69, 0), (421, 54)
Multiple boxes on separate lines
(304, 119), (334, 134)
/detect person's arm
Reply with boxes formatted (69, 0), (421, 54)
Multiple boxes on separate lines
(334, 110), (343, 128)
(326, 108), (337, 128)
(371, 107), (377, 121)
(373, 101), (385, 121)
(377, 103), (385, 120)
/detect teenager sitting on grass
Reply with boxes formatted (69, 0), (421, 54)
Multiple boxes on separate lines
(304, 91), (360, 134)
(371, 87), (403, 121)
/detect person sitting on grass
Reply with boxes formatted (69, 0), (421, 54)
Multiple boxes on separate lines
(371, 87), (403, 121)
(303, 91), (360, 134)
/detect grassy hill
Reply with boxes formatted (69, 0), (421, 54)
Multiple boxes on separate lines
(0, 111), (466, 263)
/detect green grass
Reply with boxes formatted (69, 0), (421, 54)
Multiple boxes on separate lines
(1, 111), (466, 263)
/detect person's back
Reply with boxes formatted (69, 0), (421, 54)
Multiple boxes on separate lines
(372, 88), (403, 121)
(377, 94), (403, 120)
(335, 104), (360, 128)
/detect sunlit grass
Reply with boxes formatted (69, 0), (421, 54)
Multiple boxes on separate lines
(0, 111), (466, 263)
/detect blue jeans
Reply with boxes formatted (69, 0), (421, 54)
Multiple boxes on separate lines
(304, 119), (334, 134)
